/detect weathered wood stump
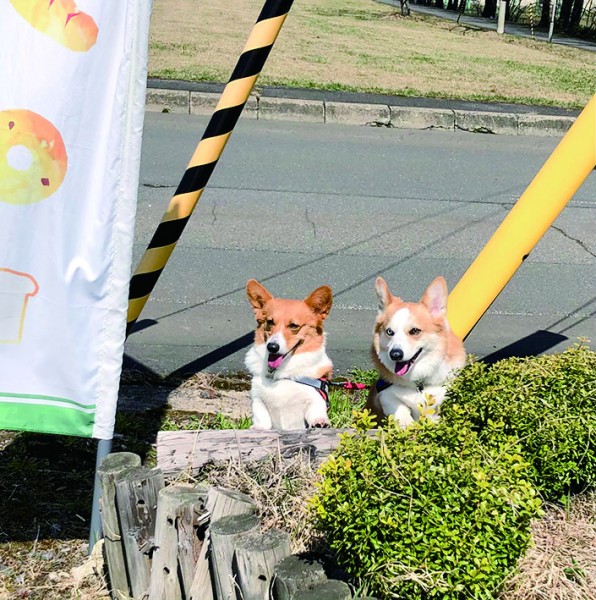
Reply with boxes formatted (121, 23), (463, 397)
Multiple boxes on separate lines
(148, 484), (208, 600)
(189, 488), (257, 600)
(210, 513), (261, 600)
(233, 529), (291, 600)
(271, 554), (328, 600)
(178, 487), (210, 598)
(98, 452), (141, 600)
(114, 465), (164, 599)
(293, 580), (352, 599)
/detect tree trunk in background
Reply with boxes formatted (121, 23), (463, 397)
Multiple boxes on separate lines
(559, 0), (573, 28)
(435, 0), (444, 9)
(539, 0), (551, 27)
(447, 0), (458, 10)
(569, 0), (584, 28)
(505, 0), (511, 20)
(483, 0), (497, 17)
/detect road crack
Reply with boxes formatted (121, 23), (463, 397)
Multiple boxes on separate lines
(551, 225), (596, 259)
(305, 207), (317, 238)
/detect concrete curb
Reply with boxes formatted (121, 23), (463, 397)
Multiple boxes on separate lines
(145, 88), (577, 137)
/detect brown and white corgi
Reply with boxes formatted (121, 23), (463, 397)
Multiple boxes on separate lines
(245, 279), (333, 430)
(366, 276), (466, 428)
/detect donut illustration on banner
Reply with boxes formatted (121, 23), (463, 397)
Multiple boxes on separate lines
(0, 109), (68, 205)
(0, 268), (39, 344)
(9, 0), (98, 52)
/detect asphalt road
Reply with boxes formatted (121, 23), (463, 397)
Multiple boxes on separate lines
(124, 112), (596, 377)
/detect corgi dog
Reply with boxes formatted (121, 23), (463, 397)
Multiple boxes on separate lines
(366, 276), (465, 428)
(245, 279), (334, 430)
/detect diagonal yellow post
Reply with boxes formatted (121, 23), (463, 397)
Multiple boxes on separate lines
(447, 94), (596, 340)
(127, 0), (294, 335)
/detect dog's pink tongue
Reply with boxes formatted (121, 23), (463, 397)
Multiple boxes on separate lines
(395, 361), (410, 377)
(268, 354), (284, 369)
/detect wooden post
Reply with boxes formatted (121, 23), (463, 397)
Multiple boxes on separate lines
(210, 513), (261, 600)
(233, 529), (291, 600)
(178, 487), (210, 598)
(98, 452), (141, 600)
(115, 466), (164, 599)
(149, 484), (208, 600)
(189, 488), (257, 600)
(271, 555), (328, 600)
(293, 580), (352, 600)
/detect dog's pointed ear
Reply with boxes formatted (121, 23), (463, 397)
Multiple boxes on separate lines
(375, 277), (393, 312)
(421, 276), (448, 319)
(246, 279), (273, 318)
(304, 285), (333, 320)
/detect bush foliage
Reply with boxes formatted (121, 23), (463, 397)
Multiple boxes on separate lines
(442, 345), (596, 501)
(311, 414), (542, 599)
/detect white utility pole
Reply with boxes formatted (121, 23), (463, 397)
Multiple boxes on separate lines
(497, 0), (507, 33)
(548, 0), (558, 42)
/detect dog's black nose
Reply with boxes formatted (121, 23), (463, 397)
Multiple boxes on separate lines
(267, 341), (280, 354)
(390, 347), (404, 361)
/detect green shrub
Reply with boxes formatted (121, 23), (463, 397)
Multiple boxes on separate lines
(442, 344), (596, 501)
(311, 413), (541, 599)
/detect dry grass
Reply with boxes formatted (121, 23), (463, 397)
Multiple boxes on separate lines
(502, 493), (596, 600)
(187, 453), (324, 554)
(148, 0), (594, 107)
(0, 538), (108, 600)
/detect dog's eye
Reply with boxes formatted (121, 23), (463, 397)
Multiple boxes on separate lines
(266, 319), (275, 328)
(386, 327), (394, 337)
(409, 327), (421, 336)
(288, 322), (300, 331)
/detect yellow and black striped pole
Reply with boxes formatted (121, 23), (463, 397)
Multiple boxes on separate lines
(127, 0), (294, 335)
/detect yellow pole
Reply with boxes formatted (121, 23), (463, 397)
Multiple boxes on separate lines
(447, 94), (596, 340)
(127, 0), (294, 335)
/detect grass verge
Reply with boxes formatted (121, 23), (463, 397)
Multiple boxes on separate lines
(148, 0), (594, 108)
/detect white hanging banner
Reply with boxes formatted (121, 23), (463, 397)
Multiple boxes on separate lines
(0, 0), (153, 439)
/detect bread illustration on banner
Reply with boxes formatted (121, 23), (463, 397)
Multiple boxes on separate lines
(10, 0), (98, 52)
(0, 109), (68, 205)
(0, 269), (39, 344)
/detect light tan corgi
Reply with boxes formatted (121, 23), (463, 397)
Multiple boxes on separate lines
(245, 279), (333, 430)
(366, 276), (466, 428)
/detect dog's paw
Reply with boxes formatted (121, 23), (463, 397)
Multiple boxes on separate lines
(308, 418), (331, 429)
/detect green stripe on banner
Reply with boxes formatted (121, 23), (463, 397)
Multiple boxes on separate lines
(0, 400), (95, 438)
(0, 392), (96, 410)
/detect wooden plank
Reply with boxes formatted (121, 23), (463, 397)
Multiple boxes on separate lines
(233, 529), (291, 600)
(210, 514), (260, 600)
(148, 484), (208, 600)
(157, 429), (356, 475)
(114, 466), (164, 599)
(98, 452), (141, 600)
(188, 487), (257, 600)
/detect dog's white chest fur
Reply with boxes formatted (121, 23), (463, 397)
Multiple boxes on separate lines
(378, 383), (447, 428)
(245, 343), (331, 430)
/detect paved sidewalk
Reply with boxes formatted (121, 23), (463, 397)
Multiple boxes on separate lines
(146, 78), (580, 137)
(378, 0), (596, 52)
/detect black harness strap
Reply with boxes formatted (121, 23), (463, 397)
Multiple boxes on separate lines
(286, 376), (330, 410)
